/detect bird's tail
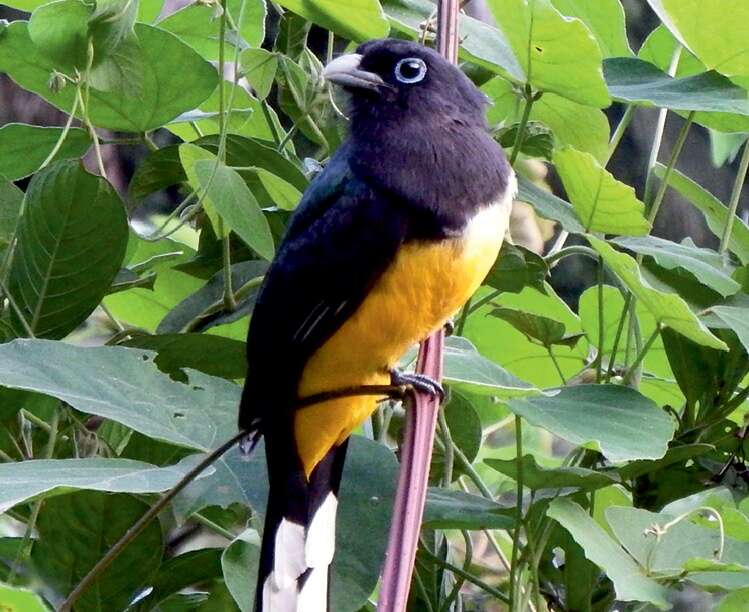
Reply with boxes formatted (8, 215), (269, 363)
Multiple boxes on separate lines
(255, 440), (348, 612)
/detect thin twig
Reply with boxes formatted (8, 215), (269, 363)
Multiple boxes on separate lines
(59, 431), (248, 611)
(720, 141), (749, 254)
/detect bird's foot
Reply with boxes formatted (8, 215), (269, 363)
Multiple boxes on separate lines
(390, 370), (445, 402)
(443, 318), (455, 336)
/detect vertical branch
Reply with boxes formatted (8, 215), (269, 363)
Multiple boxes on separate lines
(378, 2), (459, 610)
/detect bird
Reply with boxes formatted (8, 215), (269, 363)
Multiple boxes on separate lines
(238, 37), (516, 612)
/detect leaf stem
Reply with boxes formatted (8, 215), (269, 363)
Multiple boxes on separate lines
(59, 431), (247, 611)
(605, 105), (635, 166)
(510, 86), (535, 166)
(220, 220), (237, 312)
(596, 256), (605, 383)
(544, 245), (599, 267)
(623, 325), (661, 386)
(419, 548), (510, 603)
(605, 293), (632, 382)
(643, 45), (682, 204)
(509, 416), (524, 609)
(8, 408), (59, 583)
(437, 406), (454, 487)
(720, 140), (749, 254)
(647, 111), (695, 225)
(38, 91), (81, 171)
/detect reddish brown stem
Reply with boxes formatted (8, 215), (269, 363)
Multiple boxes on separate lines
(377, 3), (458, 610)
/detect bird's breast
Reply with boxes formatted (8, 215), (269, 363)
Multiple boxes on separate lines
(294, 175), (516, 475)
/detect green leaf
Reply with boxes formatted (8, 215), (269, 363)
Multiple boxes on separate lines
(443, 391), (482, 467)
(8, 161), (128, 339)
(132, 549), (224, 612)
(606, 506), (722, 574)
(156, 261), (266, 333)
(547, 498), (670, 608)
(0, 456), (197, 513)
(423, 488), (514, 530)
(645, 0), (749, 78)
(275, 0), (389, 41)
(88, 0), (138, 57)
(122, 334), (247, 380)
(578, 284), (636, 365)
(0, 585), (48, 612)
(613, 236), (740, 297)
(708, 305), (749, 354)
(719, 589), (749, 612)
(490, 306), (582, 348)
(239, 48), (278, 100)
(0, 22), (218, 132)
(158, 0), (266, 60)
(254, 167), (302, 211)
(222, 531), (259, 612)
(554, 147), (650, 235)
(588, 236), (727, 350)
(128, 144), (187, 201)
(484, 241), (548, 295)
(484, 77), (611, 162)
(486, 455), (617, 491)
(194, 160), (275, 260)
(87, 34), (145, 98)
(383, 0), (523, 81)
(711, 131), (748, 167)
(32, 491), (162, 612)
(604, 57), (749, 115)
(0, 339), (239, 451)
(442, 336), (537, 397)
(488, 0), (610, 106)
(655, 165), (749, 265)
(28, 0), (90, 72)
(0, 124), (90, 181)
(508, 384), (676, 461)
(516, 174), (585, 233)
(550, 0), (632, 57)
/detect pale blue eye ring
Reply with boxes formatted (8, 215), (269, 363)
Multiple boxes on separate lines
(394, 57), (427, 84)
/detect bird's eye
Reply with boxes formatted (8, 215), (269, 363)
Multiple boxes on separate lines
(394, 57), (427, 84)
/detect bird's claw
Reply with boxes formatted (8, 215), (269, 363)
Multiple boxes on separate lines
(390, 370), (445, 402)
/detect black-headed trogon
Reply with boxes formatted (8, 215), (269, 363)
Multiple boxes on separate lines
(238, 38), (516, 612)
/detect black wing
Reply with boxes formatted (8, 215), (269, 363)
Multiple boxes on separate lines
(238, 145), (408, 433)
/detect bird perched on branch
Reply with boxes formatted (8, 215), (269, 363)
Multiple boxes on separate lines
(239, 37), (515, 612)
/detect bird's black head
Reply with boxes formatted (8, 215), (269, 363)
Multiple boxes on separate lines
(323, 39), (489, 131)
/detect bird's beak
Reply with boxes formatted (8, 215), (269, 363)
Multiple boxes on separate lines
(323, 53), (386, 91)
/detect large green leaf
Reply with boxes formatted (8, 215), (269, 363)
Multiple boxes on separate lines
(483, 78), (610, 162)
(8, 161), (128, 339)
(0, 457), (196, 513)
(613, 236), (740, 297)
(382, 0), (524, 81)
(275, 0), (389, 41)
(0, 340), (239, 451)
(158, 0), (266, 60)
(0, 124), (91, 181)
(122, 334), (248, 380)
(240, 48), (279, 101)
(588, 236), (727, 350)
(554, 147), (650, 235)
(486, 455), (617, 491)
(490, 307), (582, 348)
(550, 0), (632, 57)
(655, 165), (749, 265)
(645, 0), (749, 78)
(604, 57), (749, 116)
(442, 336), (537, 397)
(32, 491), (162, 612)
(507, 384), (675, 461)
(27, 0), (90, 72)
(423, 489), (513, 530)
(547, 498), (670, 608)
(194, 160), (275, 261)
(0, 22), (218, 132)
(488, 0), (610, 106)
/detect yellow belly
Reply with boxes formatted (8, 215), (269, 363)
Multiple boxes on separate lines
(294, 199), (511, 476)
